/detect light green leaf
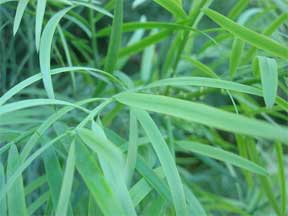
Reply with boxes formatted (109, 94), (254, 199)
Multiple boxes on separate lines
(0, 66), (122, 106)
(182, 56), (218, 78)
(204, 8), (288, 59)
(144, 77), (262, 96)
(96, 21), (202, 37)
(42, 143), (72, 214)
(39, 6), (74, 99)
(177, 141), (268, 175)
(0, 134), (67, 203)
(153, 0), (186, 20)
(276, 141), (287, 216)
(0, 162), (6, 216)
(115, 93), (288, 142)
(254, 56), (278, 108)
(55, 140), (75, 216)
(35, 0), (47, 51)
(72, 1), (113, 18)
(13, 0), (29, 35)
(28, 192), (49, 215)
(184, 184), (207, 216)
(77, 128), (137, 216)
(125, 109), (139, 186)
(228, 0), (249, 20)
(104, 0), (123, 73)
(24, 176), (47, 196)
(141, 29), (156, 82)
(119, 30), (171, 58)
(133, 109), (187, 216)
(0, 99), (89, 116)
(7, 145), (28, 216)
(229, 37), (244, 77)
(75, 140), (125, 216)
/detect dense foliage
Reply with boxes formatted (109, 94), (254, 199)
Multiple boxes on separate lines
(0, 0), (288, 215)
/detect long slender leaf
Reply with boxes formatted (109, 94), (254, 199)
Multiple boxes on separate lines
(77, 128), (137, 216)
(144, 77), (262, 96)
(13, 0), (29, 35)
(115, 93), (288, 142)
(133, 109), (187, 216)
(7, 145), (28, 216)
(276, 141), (287, 216)
(0, 162), (6, 216)
(104, 0), (123, 73)
(39, 6), (74, 99)
(204, 8), (288, 59)
(255, 56), (278, 108)
(35, 0), (47, 51)
(153, 0), (186, 19)
(229, 37), (244, 77)
(0, 99), (89, 116)
(125, 109), (139, 186)
(55, 140), (75, 216)
(75, 140), (125, 216)
(177, 141), (268, 175)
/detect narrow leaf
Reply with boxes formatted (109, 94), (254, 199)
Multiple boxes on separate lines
(55, 140), (75, 216)
(35, 0), (47, 51)
(39, 6), (74, 99)
(145, 76), (262, 96)
(115, 93), (288, 142)
(13, 0), (29, 35)
(125, 109), (138, 186)
(177, 141), (268, 175)
(0, 162), (6, 216)
(7, 145), (28, 216)
(75, 140), (125, 216)
(133, 109), (187, 216)
(78, 128), (137, 216)
(153, 0), (186, 19)
(229, 37), (244, 77)
(255, 56), (278, 108)
(104, 0), (123, 73)
(204, 8), (288, 59)
(276, 141), (287, 216)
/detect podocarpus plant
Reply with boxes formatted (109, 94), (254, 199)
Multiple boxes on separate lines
(0, 0), (287, 215)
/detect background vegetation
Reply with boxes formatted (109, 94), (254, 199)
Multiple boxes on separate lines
(0, 0), (288, 215)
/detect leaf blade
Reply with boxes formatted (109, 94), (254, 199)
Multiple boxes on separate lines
(133, 109), (187, 216)
(203, 8), (288, 59)
(39, 6), (74, 99)
(115, 93), (288, 142)
(177, 141), (268, 175)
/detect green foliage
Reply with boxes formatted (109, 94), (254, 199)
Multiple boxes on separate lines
(0, 0), (287, 215)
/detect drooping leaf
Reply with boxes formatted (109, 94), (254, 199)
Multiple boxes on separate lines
(153, 0), (186, 20)
(177, 141), (268, 175)
(204, 8), (288, 59)
(39, 7), (74, 99)
(115, 93), (288, 142)
(144, 76), (262, 96)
